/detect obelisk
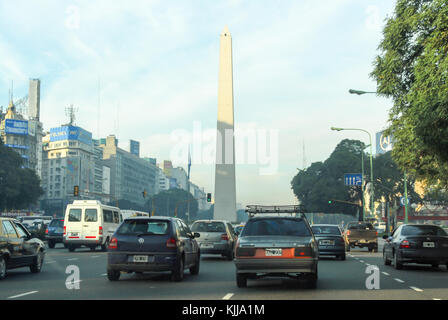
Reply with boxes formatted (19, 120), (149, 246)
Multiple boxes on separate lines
(214, 26), (236, 222)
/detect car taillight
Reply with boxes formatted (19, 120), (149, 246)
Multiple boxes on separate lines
(108, 237), (118, 249)
(236, 247), (256, 257)
(376, 231), (378, 236)
(166, 237), (177, 248)
(99, 226), (103, 235)
(221, 233), (229, 241)
(294, 247), (312, 257)
(346, 230), (351, 236)
(63, 226), (66, 236)
(400, 240), (410, 248)
(45, 229), (48, 234)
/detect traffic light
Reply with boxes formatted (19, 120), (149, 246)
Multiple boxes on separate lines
(142, 190), (147, 198)
(74, 185), (79, 197)
(207, 193), (212, 202)
(328, 200), (332, 204)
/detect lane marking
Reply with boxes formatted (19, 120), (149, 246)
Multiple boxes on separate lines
(394, 278), (405, 283)
(67, 258), (78, 261)
(91, 256), (100, 258)
(410, 286), (423, 292)
(65, 280), (82, 285)
(433, 298), (442, 300)
(8, 291), (39, 299)
(382, 272), (390, 276)
(45, 261), (56, 264)
(101, 273), (107, 276)
(223, 293), (234, 300)
(359, 260), (365, 263)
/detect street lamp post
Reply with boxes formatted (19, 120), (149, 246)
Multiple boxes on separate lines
(349, 88), (409, 224)
(331, 127), (375, 219)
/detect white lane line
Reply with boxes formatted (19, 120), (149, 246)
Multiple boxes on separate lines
(359, 260), (365, 263)
(382, 272), (390, 276)
(101, 273), (107, 276)
(45, 261), (56, 264)
(67, 258), (78, 261)
(433, 298), (442, 300)
(222, 293), (234, 300)
(8, 291), (39, 299)
(410, 286), (423, 292)
(91, 255), (100, 258)
(394, 278), (405, 283)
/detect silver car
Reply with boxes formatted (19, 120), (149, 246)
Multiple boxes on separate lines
(190, 220), (237, 260)
(234, 214), (318, 288)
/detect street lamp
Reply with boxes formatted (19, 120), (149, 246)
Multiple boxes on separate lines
(349, 88), (409, 224)
(331, 127), (375, 220)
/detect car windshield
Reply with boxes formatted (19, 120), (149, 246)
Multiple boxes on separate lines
(191, 222), (226, 233)
(116, 220), (170, 235)
(347, 223), (374, 230)
(312, 226), (341, 235)
(241, 218), (311, 237)
(401, 225), (447, 236)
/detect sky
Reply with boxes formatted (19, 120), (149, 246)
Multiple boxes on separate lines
(0, 0), (397, 207)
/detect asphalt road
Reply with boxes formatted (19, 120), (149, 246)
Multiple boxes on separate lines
(1, 239), (447, 300)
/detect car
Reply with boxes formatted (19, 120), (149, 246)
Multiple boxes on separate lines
(107, 216), (201, 281)
(234, 224), (245, 236)
(383, 224), (448, 270)
(344, 221), (378, 252)
(0, 217), (46, 280)
(64, 200), (122, 252)
(190, 220), (237, 260)
(311, 224), (346, 260)
(234, 206), (318, 288)
(46, 218), (66, 248)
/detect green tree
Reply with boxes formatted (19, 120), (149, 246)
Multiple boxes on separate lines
(371, 0), (448, 187)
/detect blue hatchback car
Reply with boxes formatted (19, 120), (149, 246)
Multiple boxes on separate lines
(107, 216), (201, 281)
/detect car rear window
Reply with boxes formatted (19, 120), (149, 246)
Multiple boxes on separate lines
(348, 223), (374, 230)
(49, 219), (64, 228)
(84, 209), (98, 222)
(116, 220), (170, 235)
(401, 225), (447, 236)
(68, 209), (82, 222)
(241, 218), (311, 237)
(191, 222), (226, 233)
(312, 226), (341, 235)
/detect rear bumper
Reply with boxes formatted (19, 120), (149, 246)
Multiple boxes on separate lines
(107, 252), (178, 272)
(400, 249), (448, 263)
(198, 243), (231, 254)
(235, 258), (318, 274)
(318, 246), (345, 256)
(348, 240), (377, 247)
(64, 237), (103, 246)
(46, 235), (64, 242)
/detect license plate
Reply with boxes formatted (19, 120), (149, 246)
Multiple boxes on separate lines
(132, 255), (150, 263)
(265, 248), (282, 256)
(70, 233), (78, 237)
(201, 243), (214, 248)
(320, 240), (335, 245)
(423, 242), (435, 248)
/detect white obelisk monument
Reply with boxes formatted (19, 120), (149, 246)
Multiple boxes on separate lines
(214, 26), (236, 222)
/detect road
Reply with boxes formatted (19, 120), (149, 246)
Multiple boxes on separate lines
(1, 239), (447, 300)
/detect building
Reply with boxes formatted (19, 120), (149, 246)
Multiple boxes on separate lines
(170, 167), (188, 191)
(155, 166), (169, 193)
(100, 135), (156, 207)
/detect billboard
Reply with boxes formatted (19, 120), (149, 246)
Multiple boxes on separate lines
(5, 119), (28, 135)
(376, 130), (393, 154)
(50, 126), (92, 145)
(130, 140), (140, 157)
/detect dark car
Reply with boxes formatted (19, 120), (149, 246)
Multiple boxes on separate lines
(107, 216), (200, 281)
(190, 220), (237, 260)
(383, 224), (448, 270)
(234, 208), (318, 288)
(0, 217), (46, 280)
(311, 224), (346, 260)
(46, 218), (65, 248)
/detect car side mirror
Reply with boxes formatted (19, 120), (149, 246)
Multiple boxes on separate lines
(194, 232), (200, 238)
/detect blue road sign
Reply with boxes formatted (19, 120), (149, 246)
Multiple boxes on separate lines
(344, 173), (362, 186)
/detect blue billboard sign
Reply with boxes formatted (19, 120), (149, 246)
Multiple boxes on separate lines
(344, 173), (363, 186)
(50, 126), (92, 145)
(130, 140), (140, 157)
(5, 119), (28, 135)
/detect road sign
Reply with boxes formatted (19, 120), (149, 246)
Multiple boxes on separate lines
(344, 173), (362, 186)
(400, 197), (410, 206)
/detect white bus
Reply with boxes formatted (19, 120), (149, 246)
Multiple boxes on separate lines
(64, 200), (122, 252)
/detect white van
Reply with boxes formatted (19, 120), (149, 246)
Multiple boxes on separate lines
(63, 200), (122, 252)
(120, 210), (150, 220)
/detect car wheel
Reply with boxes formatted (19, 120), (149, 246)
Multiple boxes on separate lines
(30, 251), (44, 273)
(432, 263), (439, 269)
(383, 250), (391, 266)
(190, 254), (200, 275)
(339, 253), (346, 261)
(394, 250), (403, 270)
(68, 245), (75, 252)
(236, 273), (247, 288)
(48, 240), (55, 249)
(0, 256), (7, 280)
(107, 269), (120, 281)
(171, 256), (184, 282)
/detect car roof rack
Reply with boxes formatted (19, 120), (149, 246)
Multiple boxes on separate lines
(245, 205), (307, 219)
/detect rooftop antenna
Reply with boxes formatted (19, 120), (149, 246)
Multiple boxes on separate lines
(65, 104), (78, 126)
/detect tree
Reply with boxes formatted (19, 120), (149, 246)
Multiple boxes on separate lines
(146, 188), (198, 221)
(371, 0), (448, 188)
(0, 140), (43, 210)
(291, 139), (367, 216)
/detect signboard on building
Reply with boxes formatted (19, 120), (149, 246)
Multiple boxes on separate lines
(376, 130), (393, 154)
(130, 140), (140, 157)
(5, 119), (28, 135)
(169, 178), (178, 189)
(50, 126), (92, 145)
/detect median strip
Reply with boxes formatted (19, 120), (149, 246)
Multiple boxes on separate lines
(8, 291), (38, 299)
